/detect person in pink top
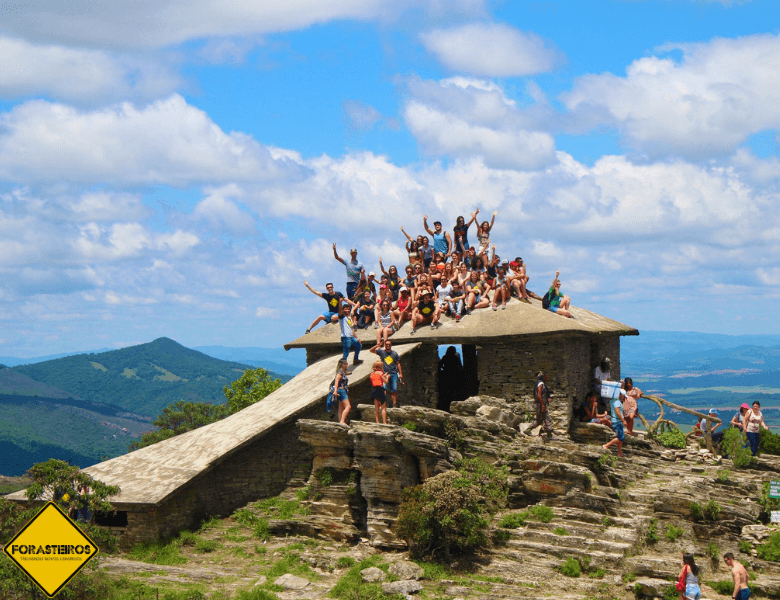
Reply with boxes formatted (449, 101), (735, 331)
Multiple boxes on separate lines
(622, 377), (642, 436)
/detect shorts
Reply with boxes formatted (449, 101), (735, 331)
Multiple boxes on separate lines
(322, 310), (338, 321)
(736, 588), (751, 600)
(685, 583), (701, 600)
(612, 420), (625, 441)
(590, 418), (601, 424)
(371, 387), (386, 403)
(337, 389), (348, 402)
(548, 305), (559, 313)
(386, 373), (399, 392)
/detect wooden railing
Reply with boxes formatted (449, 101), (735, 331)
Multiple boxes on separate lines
(639, 394), (722, 454)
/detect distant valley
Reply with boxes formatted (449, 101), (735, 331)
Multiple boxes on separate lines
(0, 338), (296, 476)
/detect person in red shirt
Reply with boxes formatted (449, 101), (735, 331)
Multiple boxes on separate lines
(370, 361), (390, 424)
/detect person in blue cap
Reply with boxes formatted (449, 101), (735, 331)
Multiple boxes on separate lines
(696, 408), (724, 445)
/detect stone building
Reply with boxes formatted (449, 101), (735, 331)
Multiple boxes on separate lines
(6, 298), (635, 545)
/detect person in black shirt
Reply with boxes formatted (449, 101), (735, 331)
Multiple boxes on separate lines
(410, 289), (440, 334)
(304, 281), (347, 333)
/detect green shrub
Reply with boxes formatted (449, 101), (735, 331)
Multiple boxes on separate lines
(494, 529), (511, 542)
(757, 531), (780, 562)
(199, 515), (220, 531)
(716, 469), (730, 483)
(739, 539), (753, 554)
(529, 504), (553, 523)
(402, 422), (418, 431)
(295, 486), (312, 501)
(329, 555), (390, 600)
(759, 428), (780, 456)
(707, 542), (719, 559)
(645, 518), (659, 544)
(707, 580), (735, 595)
(553, 526), (568, 536)
(397, 458), (508, 559)
(602, 516), (614, 528)
(759, 481), (780, 516)
(335, 556), (355, 569)
(622, 571), (636, 583)
(705, 499), (721, 521)
(194, 538), (218, 553)
(690, 501), (703, 522)
(254, 518), (271, 541)
(588, 568), (606, 578)
(723, 428), (753, 468)
(499, 511), (528, 528)
(657, 429), (686, 449)
(665, 523), (683, 542)
(178, 531), (198, 546)
(663, 584), (678, 600)
(444, 421), (467, 452)
(319, 469), (334, 487)
(559, 557), (581, 577)
(129, 538), (187, 565)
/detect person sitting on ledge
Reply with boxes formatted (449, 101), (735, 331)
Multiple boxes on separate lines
(410, 289), (440, 334)
(581, 390), (611, 426)
(545, 270), (574, 318)
(303, 281), (345, 334)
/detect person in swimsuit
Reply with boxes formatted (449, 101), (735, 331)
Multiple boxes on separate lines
(400, 226), (423, 265)
(370, 360), (390, 424)
(724, 552), (750, 600)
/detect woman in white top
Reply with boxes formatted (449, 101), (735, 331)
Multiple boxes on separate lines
(375, 300), (397, 346)
(745, 400), (770, 456)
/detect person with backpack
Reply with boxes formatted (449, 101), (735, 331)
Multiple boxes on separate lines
(333, 359), (351, 425)
(528, 371), (554, 437)
(543, 270), (574, 318)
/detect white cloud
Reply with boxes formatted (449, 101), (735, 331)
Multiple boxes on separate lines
(255, 306), (279, 318)
(402, 77), (556, 170)
(420, 22), (561, 76)
(343, 100), (384, 132)
(194, 185), (257, 235)
(0, 0), (486, 49)
(0, 95), (303, 186)
(0, 36), (181, 103)
(563, 34), (780, 159)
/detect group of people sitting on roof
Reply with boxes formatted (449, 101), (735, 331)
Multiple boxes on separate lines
(303, 210), (577, 344)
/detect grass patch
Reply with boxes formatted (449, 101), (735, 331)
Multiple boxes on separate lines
(265, 554), (320, 582)
(194, 538), (218, 553)
(739, 540), (753, 554)
(665, 523), (684, 542)
(335, 556), (356, 569)
(645, 518), (659, 544)
(235, 589), (282, 600)
(529, 504), (553, 523)
(757, 531), (780, 561)
(553, 526), (568, 536)
(233, 508), (259, 527)
(296, 486), (312, 501)
(199, 515), (221, 531)
(415, 561), (450, 582)
(319, 469), (334, 487)
(499, 511), (528, 528)
(558, 557), (581, 578)
(129, 538), (187, 565)
(328, 555), (399, 600)
(254, 518), (271, 541)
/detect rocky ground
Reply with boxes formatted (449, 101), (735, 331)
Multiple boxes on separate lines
(97, 397), (780, 600)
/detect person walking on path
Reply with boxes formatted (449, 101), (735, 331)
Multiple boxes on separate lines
(333, 359), (351, 425)
(333, 244), (364, 300)
(603, 389), (627, 457)
(528, 371), (553, 437)
(370, 339), (404, 407)
(745, 401), (770, 456)
(677, 553), (701, 600)
(724, 552), (751, 600)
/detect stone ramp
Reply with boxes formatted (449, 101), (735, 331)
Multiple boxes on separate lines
(6, 344), (420, 507)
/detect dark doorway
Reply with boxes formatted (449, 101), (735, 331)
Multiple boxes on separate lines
(462, 344), (479, 398)
(437, 345), (465, 411)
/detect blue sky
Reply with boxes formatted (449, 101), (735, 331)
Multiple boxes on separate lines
(1, 0), (779, 357)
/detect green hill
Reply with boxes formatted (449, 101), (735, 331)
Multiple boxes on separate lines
(11, 337), (278, 417)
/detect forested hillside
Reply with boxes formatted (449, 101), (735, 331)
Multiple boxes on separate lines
(11, 337), (285, 417)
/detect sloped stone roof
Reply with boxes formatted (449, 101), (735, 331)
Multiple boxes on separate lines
(284, 297), (637, 350)
(6, 344), (421, 507)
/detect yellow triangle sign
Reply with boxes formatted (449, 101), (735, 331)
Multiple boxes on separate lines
(3, 501), (99, 598)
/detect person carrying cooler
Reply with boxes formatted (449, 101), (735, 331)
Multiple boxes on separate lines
(370, 361), (390, 424)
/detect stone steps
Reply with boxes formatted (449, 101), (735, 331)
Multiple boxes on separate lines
(523, 519), (640, 545)
(500, 535), (630, 568)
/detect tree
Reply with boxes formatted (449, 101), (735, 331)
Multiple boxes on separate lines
(24, 459), (120, 523)
(223, 367), (282, 413)
(130, 367), (282, 451)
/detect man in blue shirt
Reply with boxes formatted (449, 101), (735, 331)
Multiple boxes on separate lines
(333, 243), (364, 300)
(423, 215), (452, 258)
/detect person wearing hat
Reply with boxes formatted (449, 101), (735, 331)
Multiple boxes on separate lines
(333, 243), (364, 300)
(410, 288), (440, 334)
(393, 286), (413, 327)
(423, 214), (452, 258)
(696, 408), (724, 445)
(730, 403), (750, 432)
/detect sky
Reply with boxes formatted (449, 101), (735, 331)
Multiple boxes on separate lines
(1, 0), (779, 357)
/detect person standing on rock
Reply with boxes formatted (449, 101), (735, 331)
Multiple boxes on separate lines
(603, 390), (627, 457)
(370, 339), (404, 407)
(338, 299), (363, 369)
(333, 244), (364, 301)
(745, 401), (770, 456)
(724, 552), (750, 600)
(529, 371), (553, 437)
(334, 359), (351, 425)
(370, 360), (390, 424)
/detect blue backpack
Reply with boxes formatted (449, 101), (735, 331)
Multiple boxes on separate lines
(325, 379), (336, 413)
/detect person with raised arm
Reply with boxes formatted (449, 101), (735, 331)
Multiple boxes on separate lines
(337, 298), (363, 368)
(544, 270), (574, 318)
(475, 210), (497, 254)
(453, 211), (478, 254)
(423, 215), (452, 258)
(303, 281), (344, 334)
(509, 258), (531, 303)
(378, 258), (401, 300)
(400, 226), (423, 265)
(332, 244), (364, 301)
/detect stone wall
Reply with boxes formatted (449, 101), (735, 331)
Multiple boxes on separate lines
(115, 401), (330, 547)
(472, 334), (623, 430)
